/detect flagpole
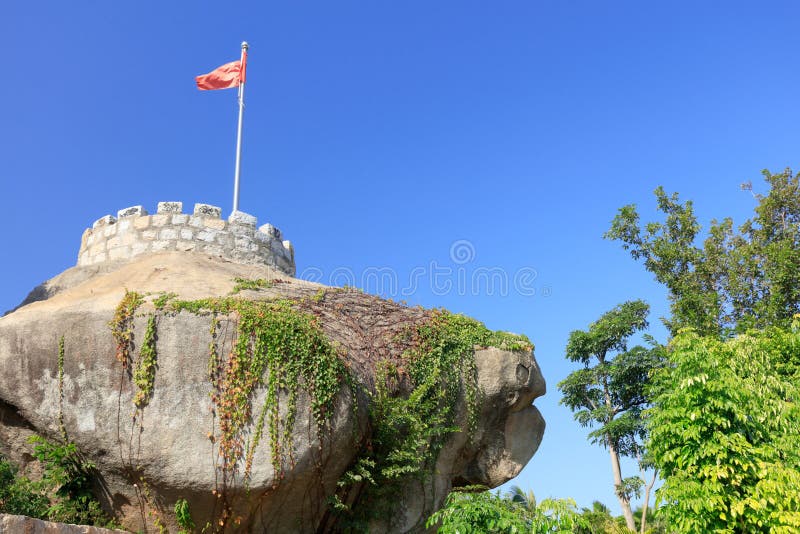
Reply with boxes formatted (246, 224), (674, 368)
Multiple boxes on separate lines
(232, 41), (248, 213)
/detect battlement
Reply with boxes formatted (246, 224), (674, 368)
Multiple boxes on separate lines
(77, 202), (295, 276)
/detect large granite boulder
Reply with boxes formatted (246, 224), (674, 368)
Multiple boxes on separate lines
(0, 251), (545, 532)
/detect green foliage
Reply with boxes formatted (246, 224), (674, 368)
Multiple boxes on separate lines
(577, 501), (627, 534)
(57, 335), (67, 442)
(369, 361), (457, 482)
(230, 277), (274, 294)
(426, 488), (588, 534)
(109, 290), (145, 369)
(0, 455), (50, 518)
(405, 310), (532, 436)
(606, 169), (800, 336)
(132, 313), (158, 408)
(152, 292), (177, 310)
(170, 297), (350, 500)
(647, 326), (800, 532)
(529, 497), (590, 533)
(507, 485), (536, 512)
(558, 301), (664, 530)
(334, 311), (533, 528)
(0, 438), (116, 527)
(174, 498), (195, 533)
(109, 290), (353, 531)
(559, 301), (662, 456)
(427, 489), (529, 533)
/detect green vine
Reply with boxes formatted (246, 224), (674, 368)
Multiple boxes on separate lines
(174, 498), (195, 534)
(132, 314), (158, 409)
(170, 298), (346, 479)
(57, 335), (67, 443)
(109, 290), (144, 369)
(333, 310), (533, 529)
(167, 294), (353, 530)
(152, 292), (177, 310)
(230, 277), (274, 294)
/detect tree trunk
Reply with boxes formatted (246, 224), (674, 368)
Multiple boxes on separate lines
(640, 469), (657, 534)
(609, 442), (636, 531)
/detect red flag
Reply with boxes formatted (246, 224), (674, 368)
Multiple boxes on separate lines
(196, 51), (247, 90)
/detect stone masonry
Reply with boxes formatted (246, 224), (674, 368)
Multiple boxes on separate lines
(77, 202), (295, 276)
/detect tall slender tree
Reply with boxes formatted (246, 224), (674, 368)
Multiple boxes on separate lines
(558, 301), (663, 532)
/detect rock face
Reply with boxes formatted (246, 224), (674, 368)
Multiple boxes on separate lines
(0, 514), (128, 534)
(0, 251), (545, 533)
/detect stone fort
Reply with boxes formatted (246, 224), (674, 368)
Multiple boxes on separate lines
(77, 202), (295, 275)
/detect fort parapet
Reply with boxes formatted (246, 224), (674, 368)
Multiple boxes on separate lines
(77, 202), (295, 276)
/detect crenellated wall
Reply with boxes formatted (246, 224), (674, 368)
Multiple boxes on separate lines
(77, 202), (295, 275)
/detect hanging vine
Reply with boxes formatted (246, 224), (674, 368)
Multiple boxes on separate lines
(331, 309), (533, 530)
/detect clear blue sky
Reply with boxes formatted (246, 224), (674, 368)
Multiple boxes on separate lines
(2, 0), (799, 516)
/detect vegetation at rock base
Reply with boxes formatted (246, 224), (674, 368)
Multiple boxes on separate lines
(426, 486), (589, 533)
(0, 437), (117, 528)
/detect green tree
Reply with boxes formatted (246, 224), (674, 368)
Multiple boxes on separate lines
(426, 489), (530, 534)
(632, 505), (668, 534)
(558, 301), (664, 532)
(507, 485), (537, 514)
(647, 324), (800, 532)
(577, 501), (627, 534)
(606, 168), (800, 336)
(528, 497), (589, 533)
(426, 488), (588, 533)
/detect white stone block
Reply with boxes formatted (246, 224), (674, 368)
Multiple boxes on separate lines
(108, 247), (130, 260)
(92, 215), (116, 229)
(132, 242), (151, 256)
(202, 245), (224, 257)
(205, 218), (226, 230)
(229, 210), (257, 226)
(194, 203), (222, 218)
(215, 233), (234, 247)
(158, 201), (183, 214)
(117, 205), (147, 218)
(151, 214), (169, 227)
(159, 228), (178, 240)
(259, 223), (282, 240)
(197, 230), (217, 243)
(235, 237), (253, 250)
